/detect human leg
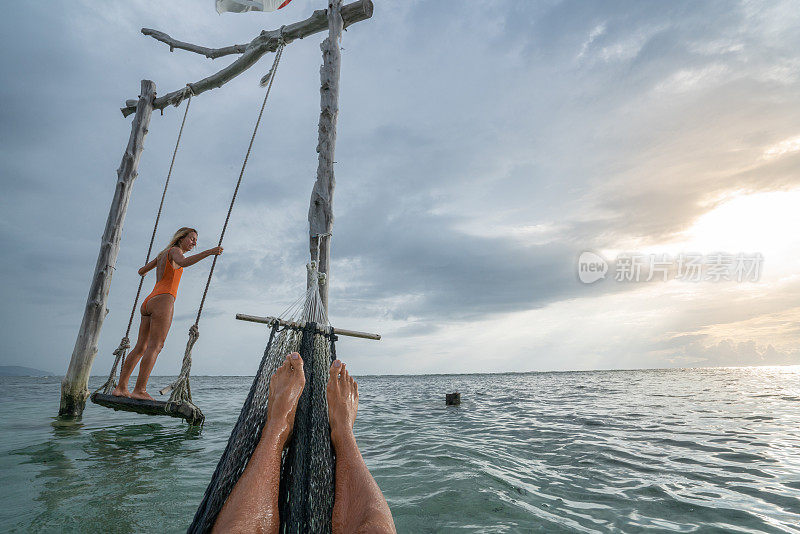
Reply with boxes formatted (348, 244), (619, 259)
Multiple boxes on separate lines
(327, 360), (396, 534)
(112, 313), (150, 397)
(131, 294), (174, 401)
(212, 353), (306, 534)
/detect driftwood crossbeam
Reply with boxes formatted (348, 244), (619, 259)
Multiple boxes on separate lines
(121, 0), (373, 117)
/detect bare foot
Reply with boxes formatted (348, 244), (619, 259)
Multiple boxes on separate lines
(130, 389), (155, 401)
(265, 352), (306, 444)
(326, 360), (358, 448)
(111, 386), (131, 398)
(211, 353), (306, 534)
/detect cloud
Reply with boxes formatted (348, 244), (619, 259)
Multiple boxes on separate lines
(666, 339), (800, 367)
(2, 0), (800, 375)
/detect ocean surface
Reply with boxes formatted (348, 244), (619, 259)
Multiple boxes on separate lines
(2, 368), (800, 533)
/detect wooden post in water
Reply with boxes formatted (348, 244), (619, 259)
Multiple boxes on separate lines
(308, 0), (344, 314)
(59, 80), (156, 417)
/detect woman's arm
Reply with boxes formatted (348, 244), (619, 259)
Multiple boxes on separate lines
(169, 246), (223, 268)
(138, 258), (158, 276)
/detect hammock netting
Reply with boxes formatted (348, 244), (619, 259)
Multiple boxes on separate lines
(188, 265), (336, 533)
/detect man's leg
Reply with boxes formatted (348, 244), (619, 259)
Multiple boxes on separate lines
(212, 353), (306, 534)
(327, 360), (396, 534)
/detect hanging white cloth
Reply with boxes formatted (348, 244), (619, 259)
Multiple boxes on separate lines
(215, 0), (293, 14)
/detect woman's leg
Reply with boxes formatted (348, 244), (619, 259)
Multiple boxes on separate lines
(112, 311), (150, 397)
(131, 294), (174, 401)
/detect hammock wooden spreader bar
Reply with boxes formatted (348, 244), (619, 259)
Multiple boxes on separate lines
(91, 392), (205, 425)
(235, 313), (381, 340)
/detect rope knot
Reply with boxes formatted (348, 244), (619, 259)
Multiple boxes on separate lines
(173, 84), (195, 108)
(113, 337), (131, 355)
(260, 32), (285, 87)
(189, 324), (200, 339)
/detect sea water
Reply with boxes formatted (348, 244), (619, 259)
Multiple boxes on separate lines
(2, 368), (800, 533)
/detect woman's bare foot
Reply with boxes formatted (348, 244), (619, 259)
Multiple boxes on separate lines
(111, 385), (131, 397)
(264, 352), (306, 445)
(326, 359), (358, 449)
(130, 389), (155, 401)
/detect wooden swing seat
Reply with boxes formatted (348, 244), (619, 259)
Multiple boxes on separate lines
(91, 392), (204, 425)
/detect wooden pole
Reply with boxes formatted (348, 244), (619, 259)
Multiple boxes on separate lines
(59, 80), (156, 417)
(308, 0), (344, 314)
(235, 313), (381, 340)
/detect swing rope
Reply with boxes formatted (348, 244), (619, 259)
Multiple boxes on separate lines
(96, 86), (195, 396)
(161, 41), (286, 412)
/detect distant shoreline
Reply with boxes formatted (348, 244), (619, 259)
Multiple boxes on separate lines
(4, 363), (799, 379)
(0, 365), (55, 377)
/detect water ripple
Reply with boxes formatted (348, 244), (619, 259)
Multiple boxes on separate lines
(2, 368), (800, 532)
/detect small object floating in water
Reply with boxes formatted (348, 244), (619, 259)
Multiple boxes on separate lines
(91, 392), (204, 426)
(446, 392), (461, 406)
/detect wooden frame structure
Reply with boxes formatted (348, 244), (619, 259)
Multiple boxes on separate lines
(59, 0), (374, 418)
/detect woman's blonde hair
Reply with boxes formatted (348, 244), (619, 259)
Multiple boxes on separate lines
(157, 227), (197, 260)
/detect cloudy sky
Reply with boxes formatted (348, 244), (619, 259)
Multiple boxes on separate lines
(2, 0), (799, 377)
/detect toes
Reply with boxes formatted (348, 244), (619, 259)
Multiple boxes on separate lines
(329, 359), (342, 380)
(277, 352), (303, 373)
(277, 357), (291, 373)
(289, 352), (303, 371)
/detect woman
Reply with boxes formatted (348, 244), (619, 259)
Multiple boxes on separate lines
(112, 227), (222, 401)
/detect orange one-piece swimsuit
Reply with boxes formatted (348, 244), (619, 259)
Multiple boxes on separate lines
(142, 256), (183, 310)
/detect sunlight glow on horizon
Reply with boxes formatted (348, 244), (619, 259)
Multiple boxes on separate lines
(602, 188), (800, 279)
(679, 189), (800, 274)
